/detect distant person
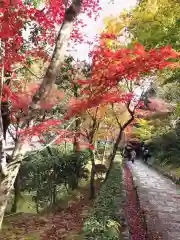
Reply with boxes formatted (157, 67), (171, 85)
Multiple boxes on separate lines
(130, 149), (136, 163)
(123, 145), (130, 159)
(143, 148), (150, 163)
(141, 142), (145, 154)
(127, 147), (132, 161)
(122, 147), (126, 157)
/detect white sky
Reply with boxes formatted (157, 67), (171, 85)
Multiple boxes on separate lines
(24, 0), (137, 61)
(70, 0), (137, 61)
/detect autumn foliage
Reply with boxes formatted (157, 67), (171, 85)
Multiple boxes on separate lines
(0, 0), (100, 72)
(1, 1), (180, 150)
(65, 42), (179, 119)
(2, 41), (179, 149)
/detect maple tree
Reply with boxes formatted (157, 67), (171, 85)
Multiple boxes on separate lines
(94, 107), (120, 159)
(0, 0), (179, 229)
(80, 105), (106, 199)
(68, 36), (179, 176)
(0, 0), (101, 228)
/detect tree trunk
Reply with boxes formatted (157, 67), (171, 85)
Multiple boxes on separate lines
(35, 165), (40, 214)
(0, 41), (8, 177)
(64, 141), (67, 153)
(52, 158), (56, 205)
(89, 150), (96, 199)
(105, 116), (134, 181)
(31, 0), (83, 108)
(73, 118), (81, 152)
(35, 194), (39, 214)
(0, 0), (83, 230)
(1, 102), (11, 141)
(52, 184), (56, 206)
(73, 82), (81, 151)
(64, 179), (69, 193)
(73, 83), (81, 190)
(0, 161), (21, 228)
(105, 128), (123, 181)
(11, 173), (21, 213)
(69, 174), (78, 190)
(47, 147), (54, 205)
(88, 114), (100, 200)
(48, 174), (52, 205)
(102, 138), (108, 163)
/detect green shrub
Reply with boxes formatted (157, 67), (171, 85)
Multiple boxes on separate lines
(148, 129), (180, 167)
(83, 160), (123, 240)
(19, 148), (91, 212)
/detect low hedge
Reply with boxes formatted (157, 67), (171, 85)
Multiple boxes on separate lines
(83, 159), (123, 239)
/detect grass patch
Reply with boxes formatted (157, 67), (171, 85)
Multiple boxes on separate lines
(148, 158), (180, 184)
(18, 194), (37, 213)
(6, 193), (38, 214)
(83, 157), (123, 240)
(6, 179), (89, 216)
(157, 164), (180, 178)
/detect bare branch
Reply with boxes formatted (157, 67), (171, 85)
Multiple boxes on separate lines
(7, 128), (16, 142)
(24, 67), (44, 79)
(93, 106), (99, 121)
(125, 79), (131, 92)
(10, 117), (80, 163)
(35, 117), (80, 153)
(126, 101), (133, 116)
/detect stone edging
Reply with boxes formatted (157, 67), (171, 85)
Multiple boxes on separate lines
(123, 162), (148, 240)
(130, 176), (148, 240)
(121, 166), (131, 240)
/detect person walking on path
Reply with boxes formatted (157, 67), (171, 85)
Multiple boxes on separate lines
(130, 149), (136, 163)
(141, 142), (145, 156)
(143, 148), (151, 163)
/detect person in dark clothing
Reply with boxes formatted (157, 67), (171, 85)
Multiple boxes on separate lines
(141, 142), (145, 156)
(122, 146), (127, 158)
(123, 145), (131, 159)
(143, 148), (151, 163)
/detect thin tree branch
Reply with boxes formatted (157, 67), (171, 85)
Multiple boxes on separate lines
(17, 0), (83, 139)
(0, 39), (8, 176)
(35, 117), (80, 152)
(125, 79), (131, 92)
(9, 117), (80, 164)
(24, 67), (44, 79)
(7, 128), (16, 142)
(111, 103), (122, 128)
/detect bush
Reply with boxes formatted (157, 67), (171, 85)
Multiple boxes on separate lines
(19, 147), (91, 212)
(83, 159), (123, 240)
(148, 129), (180, 167)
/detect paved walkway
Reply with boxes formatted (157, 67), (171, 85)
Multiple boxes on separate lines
(127, 160), (180, 240)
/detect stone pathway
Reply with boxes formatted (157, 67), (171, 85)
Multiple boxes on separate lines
(127, 160), (180, 240)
